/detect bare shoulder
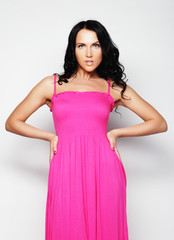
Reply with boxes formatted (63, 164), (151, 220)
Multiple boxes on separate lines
(118, 83), (144, 107)
(109, 79), (129, 106)
(36, 74), (60, 101)
(111, 79), (142, 106)
(39, 74), (54, 91)
(109, 78), (144, 108)
(5, 74), (59, 122)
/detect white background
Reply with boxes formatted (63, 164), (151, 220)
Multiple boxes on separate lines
(1, 0), (174, 239)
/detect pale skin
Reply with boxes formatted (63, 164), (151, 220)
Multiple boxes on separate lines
(5, 28), (168, 165)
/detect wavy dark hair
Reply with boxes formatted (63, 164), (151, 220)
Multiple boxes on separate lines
(54, 20), (129, 114)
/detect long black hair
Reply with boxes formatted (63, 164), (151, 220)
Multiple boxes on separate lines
(54, 20), (129, 113)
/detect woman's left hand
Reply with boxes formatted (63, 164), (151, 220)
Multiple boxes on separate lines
(106, 130), (122, 163)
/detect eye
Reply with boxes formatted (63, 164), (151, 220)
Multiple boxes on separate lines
(77, 43), (100, 48)
(78, 44), (84, 48)
(93, 43), (100, 47)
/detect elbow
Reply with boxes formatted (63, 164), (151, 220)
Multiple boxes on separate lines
(5, 118), (14, 132)
(163, 120), (168, 132)
(158, 118), (168, 133)
(5, 119), (11, 132)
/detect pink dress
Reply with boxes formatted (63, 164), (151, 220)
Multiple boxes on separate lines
(45, 73), (129, 240)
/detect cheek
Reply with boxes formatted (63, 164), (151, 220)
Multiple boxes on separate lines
(95, 51), (102, 64)
(75, 49), (80, 59)
(95, 49), (102, 59)
(75, 50), (84, 64)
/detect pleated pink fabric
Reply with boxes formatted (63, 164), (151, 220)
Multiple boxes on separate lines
(45, 73), (129, 240)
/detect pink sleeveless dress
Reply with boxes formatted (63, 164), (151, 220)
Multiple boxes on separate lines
(45, 73), (129, 240)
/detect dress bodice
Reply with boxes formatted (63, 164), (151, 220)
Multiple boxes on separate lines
(50, 74), (114, 139)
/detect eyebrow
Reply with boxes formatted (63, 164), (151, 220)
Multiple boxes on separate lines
(76, 41), (100, 45)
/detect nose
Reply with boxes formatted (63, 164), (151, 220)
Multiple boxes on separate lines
(86, 46), (93, 57)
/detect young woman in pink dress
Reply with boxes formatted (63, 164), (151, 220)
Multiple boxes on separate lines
(5, 20), (168, 240)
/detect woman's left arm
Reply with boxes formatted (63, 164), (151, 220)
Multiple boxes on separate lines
(112, 84), (168, 138)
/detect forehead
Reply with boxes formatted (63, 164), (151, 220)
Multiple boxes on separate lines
(76, 29), (99, 43)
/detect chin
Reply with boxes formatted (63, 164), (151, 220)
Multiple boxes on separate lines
(85, 69), (95, 73)
(83, 66), (96, 71)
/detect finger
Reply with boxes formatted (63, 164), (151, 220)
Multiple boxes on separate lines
(115, 147), (119, 153)
(113, 146), (119, 154)
(49, 154), (53, 164)
(111, 145), (115, 151)
(116, 150), (122, 163)
(53, 150), (57, 155)
(53, 143), (58, 155)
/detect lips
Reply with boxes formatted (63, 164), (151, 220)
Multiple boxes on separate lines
(85, 61), (93, 66)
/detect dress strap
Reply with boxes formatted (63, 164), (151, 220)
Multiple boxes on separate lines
(108, 77), (111, 94)
(53, 73), (57, 95)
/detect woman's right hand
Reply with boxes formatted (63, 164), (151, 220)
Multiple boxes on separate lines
(49, 134), (58, 164)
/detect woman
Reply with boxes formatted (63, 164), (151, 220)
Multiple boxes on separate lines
(5, 20), (167, 240)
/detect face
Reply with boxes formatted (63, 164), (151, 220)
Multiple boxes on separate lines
(75, 28), (102, 73)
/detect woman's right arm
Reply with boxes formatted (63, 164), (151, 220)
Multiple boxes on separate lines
(5, 75), (55, 142)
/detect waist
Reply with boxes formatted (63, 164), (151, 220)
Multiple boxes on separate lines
(55, 131), (108, 142)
